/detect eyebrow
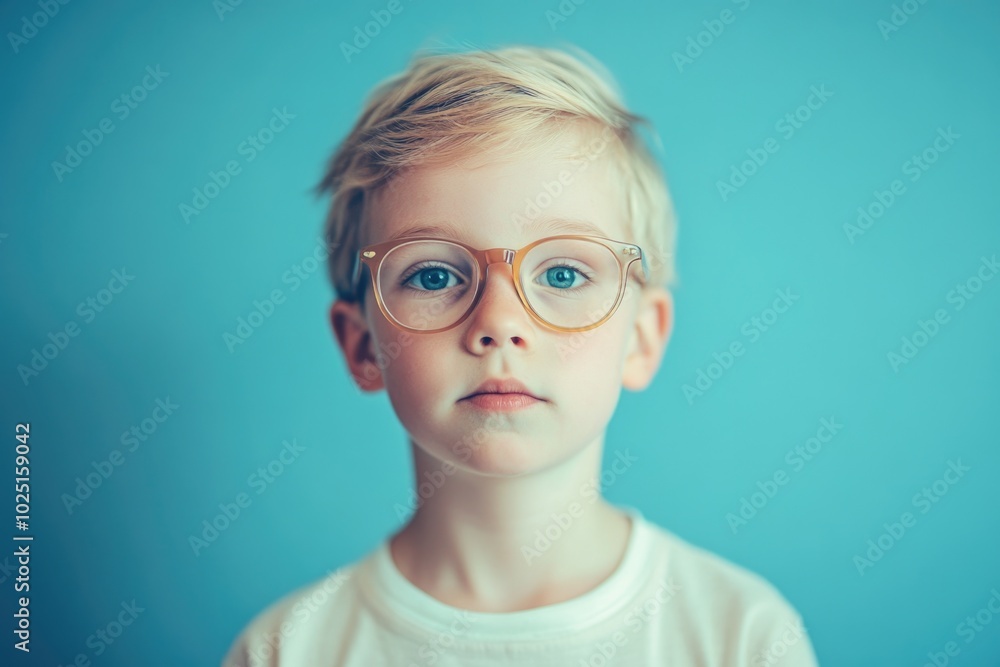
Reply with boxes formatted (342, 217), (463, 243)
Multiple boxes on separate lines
(386, 217), (609, 243)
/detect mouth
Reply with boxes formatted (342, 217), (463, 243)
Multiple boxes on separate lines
(460, 378), (545, 411)
(460, 393), (543, 411)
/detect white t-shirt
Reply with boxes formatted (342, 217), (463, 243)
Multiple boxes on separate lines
(222, 507), (819, 666)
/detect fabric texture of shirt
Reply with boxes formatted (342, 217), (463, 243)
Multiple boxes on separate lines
(222, 506), (820, 666)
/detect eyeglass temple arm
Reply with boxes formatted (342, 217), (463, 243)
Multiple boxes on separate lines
(350, 253), (365, 302)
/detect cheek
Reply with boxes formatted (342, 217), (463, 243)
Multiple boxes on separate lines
(370, 327), (449, 422)
(553, 321), (628, 376)
(365, 309), (413, 364)
(551, 325), (627, 405)
(376, 335), (437, 394)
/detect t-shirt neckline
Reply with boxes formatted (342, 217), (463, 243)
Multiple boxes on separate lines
(368, 505), (650, 641)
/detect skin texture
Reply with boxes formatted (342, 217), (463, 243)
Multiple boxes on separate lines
(330, 123), (674, 612)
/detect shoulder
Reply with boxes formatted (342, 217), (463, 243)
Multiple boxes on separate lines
(646, 521), (786, 607)
(220, 564), (362, 667)
(639, 518), (819, 665)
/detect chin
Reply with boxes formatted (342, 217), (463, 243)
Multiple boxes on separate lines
(447, 435), (567, 478)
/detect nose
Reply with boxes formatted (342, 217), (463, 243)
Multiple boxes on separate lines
(463, 258), (534, 353)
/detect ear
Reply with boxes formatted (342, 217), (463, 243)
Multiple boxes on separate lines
(622, 287), (673, 392)
(329, 299), (384, 392)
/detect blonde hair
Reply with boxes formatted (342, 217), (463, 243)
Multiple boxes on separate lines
(317, 44), (678, 302)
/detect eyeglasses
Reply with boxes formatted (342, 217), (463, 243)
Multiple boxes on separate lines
(350, 234), (649, 334)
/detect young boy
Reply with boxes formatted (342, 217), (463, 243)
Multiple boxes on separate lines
(223, 45), (820, 666)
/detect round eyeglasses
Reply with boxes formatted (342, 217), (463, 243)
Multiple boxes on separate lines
(350, 234), (649, 334)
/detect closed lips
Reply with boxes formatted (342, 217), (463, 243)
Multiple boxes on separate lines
(463, 379), (543, 400)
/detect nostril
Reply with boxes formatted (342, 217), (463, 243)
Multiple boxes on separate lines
(479, 335), (523, 347)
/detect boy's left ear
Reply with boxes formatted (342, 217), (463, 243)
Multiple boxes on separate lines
(622, 287), (673, 391)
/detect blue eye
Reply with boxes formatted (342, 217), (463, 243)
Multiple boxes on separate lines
(402, 264), (461, 292)
(543, 266), (585, 289)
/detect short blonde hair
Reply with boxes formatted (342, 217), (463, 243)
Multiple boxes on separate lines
(317, 44), (678, 302)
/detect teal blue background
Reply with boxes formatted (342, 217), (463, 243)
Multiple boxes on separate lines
(2, 0), (999, 664)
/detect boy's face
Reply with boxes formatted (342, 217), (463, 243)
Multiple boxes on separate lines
(330, 124), (672, 477)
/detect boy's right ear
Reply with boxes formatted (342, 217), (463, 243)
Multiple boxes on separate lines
(329, 299), (384, 392)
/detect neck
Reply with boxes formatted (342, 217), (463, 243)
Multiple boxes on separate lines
(389, 436), (633, 612)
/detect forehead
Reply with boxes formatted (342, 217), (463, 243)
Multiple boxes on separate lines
(365, 126), (628, 249)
